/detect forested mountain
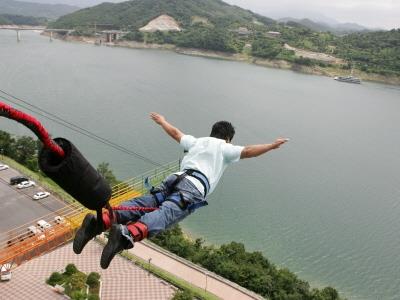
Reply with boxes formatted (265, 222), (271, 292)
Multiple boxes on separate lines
(0, 0), (79, 19)
(0, 14), (46, 25)
(279, 17), (370, 35)
(14, 0), (121, 7)
(338, 29), (400, 75)
(52, 0), (275, 29)
(51, 0), (399, 78)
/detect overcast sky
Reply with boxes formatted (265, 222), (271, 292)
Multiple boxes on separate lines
(224, 0), (400, 29)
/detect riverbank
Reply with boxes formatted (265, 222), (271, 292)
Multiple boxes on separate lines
(0, 25), (45, 30)
(48, 33), (400, 86)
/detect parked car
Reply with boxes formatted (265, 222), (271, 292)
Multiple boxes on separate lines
(0, 264), (12, 281)
(10, 176), (29, 185)
(37, 220), (51, 231)
(17, 180), (35, 189)
(0, 269), (12, 281)
(54, 216), (65, 224)
(33, 191), (50, 200)
(28, 225), (41, 236)
(0, 164), (9, 171)
(27, 225), (45, 240)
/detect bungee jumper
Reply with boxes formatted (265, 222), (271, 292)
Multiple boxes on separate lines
(74, 112), (289, 269)
(0, 101), (289, 269)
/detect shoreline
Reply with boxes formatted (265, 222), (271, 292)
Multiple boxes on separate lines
(48, 33), (400, 86)
(0, 25), (45, 30)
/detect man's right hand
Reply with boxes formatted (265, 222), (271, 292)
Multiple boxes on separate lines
(150, 112), (184, 143)
(150, 112), (165, 125)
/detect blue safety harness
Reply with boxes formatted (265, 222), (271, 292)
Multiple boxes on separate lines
(145, 169), (210, 212)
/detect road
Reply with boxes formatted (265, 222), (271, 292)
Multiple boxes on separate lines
(0, 161), (67, 233)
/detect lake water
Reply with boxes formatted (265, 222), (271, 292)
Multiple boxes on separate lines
(1, 31), (399, 299)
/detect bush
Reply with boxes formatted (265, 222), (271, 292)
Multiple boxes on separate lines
(46, 264), (100, 300)
(88, 294), (100, 300)
(124, 30), (144, 42)
(86, 272), (101, 288)
(70, 290), (87, 300)
(172, 290), (194, 300)
(64, 263), (78, 276)
(0, 131), (40, 172)
(251, 38), (283, 59)
(175, 24), (242, 53)
(70, 272), (87, 291)
(47, 272), (63, 286)
(294, 56), (316, 66)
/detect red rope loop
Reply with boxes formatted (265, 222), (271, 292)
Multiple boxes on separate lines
(112, 206), (159, 212)
(0, 101), (64, 157)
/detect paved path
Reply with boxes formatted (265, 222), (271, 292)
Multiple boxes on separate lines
(0, 242), (176, 300)
(129, 240), (264, 300)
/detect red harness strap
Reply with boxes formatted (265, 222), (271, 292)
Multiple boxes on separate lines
(127, 222), (148, 241)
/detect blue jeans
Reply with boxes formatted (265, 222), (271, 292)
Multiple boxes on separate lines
(114, 175), (205, 244)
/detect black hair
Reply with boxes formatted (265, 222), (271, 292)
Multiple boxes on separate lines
(210, 121), (235, 141)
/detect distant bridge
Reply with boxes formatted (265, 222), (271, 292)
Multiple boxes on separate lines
(0, 26), (74, 42)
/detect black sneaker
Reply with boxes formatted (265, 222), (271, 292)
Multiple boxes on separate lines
(100, 224), (132, 269)
(73, 214), (102, 254)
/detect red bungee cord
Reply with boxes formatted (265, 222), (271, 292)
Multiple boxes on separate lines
(112, 206), (158, 212)
(0, 100), (158, 212)
(0, 101), (65, 158)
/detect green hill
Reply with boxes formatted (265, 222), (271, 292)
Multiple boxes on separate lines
(0, 14), (47, 25)
(279, 17), (370, 35)
(0, 0), (79, 20)
(338, 29), (400, 75)
(51, 0), (275, 30)
(50, 0), (399, 80)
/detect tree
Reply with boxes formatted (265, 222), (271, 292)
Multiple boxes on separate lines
(0, 130), (15, 157)
(64, 263), (78, 276)
(97, 162), (119, 186)
(124, 30), (144, 42)
(13, 136), (38, 171)
(70, 290), (87, 300)
(47, 272), (63, 286)
(70, 272), (87, 291)
(86, 272), (101, 288)
(175, 25), (242, 53)
(251, 38), (283, 59)
(172, 290), (194, 300)
(311, 287), (340, 300)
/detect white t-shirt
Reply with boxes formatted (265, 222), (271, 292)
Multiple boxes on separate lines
(179, 135), (244, 195)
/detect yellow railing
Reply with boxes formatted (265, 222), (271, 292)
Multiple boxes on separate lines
(0, 160), (180, 265)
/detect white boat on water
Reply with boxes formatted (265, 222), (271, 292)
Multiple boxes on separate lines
(334, 75), (361, 84)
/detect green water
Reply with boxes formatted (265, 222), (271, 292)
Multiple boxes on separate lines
(1, 31), (399, 299)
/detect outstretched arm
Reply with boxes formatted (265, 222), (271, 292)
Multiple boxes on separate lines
(240, 138), (289, 159)
(150, 112), (184, 143)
